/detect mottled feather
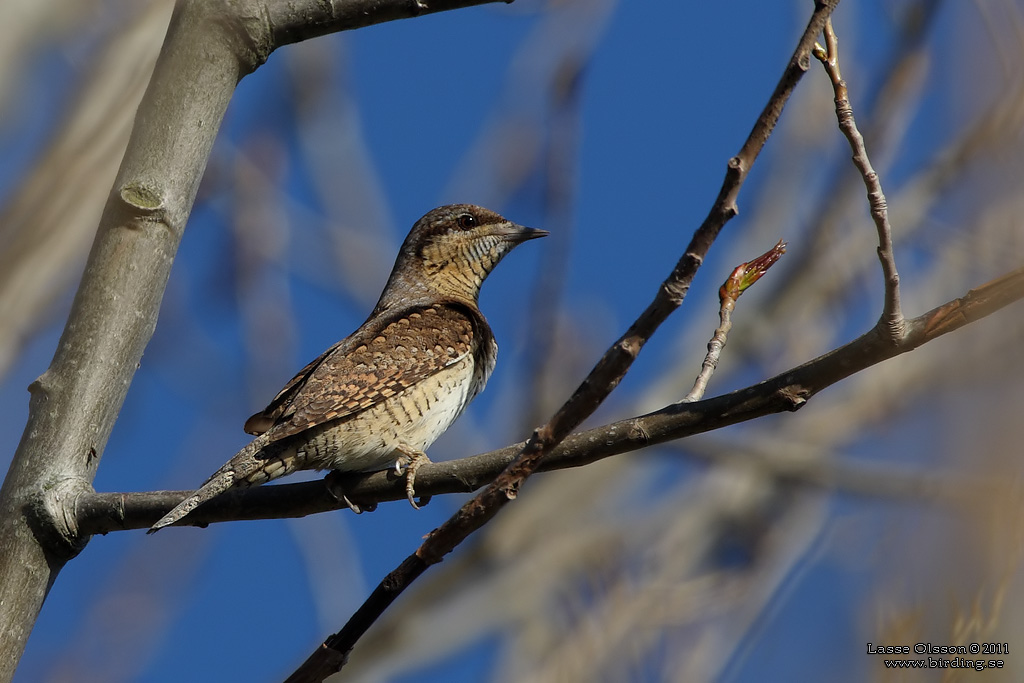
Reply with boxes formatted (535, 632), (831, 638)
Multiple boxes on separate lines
(148, 204), (545, 532)
(242, 303), (489, 444)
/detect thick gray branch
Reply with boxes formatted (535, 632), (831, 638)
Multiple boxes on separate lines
(0, 1), (506, 680)
(0, 6), (243, 677)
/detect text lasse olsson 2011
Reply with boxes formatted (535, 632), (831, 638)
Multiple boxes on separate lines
(867, 642), (1008, 656)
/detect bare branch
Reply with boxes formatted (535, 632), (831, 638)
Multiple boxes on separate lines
(814, 19), (903, 335)
(0, 5), (249, 676)
(76, 262), (1024, 536)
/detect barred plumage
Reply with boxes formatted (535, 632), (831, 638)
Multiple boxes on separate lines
(149, 205), (546, 532)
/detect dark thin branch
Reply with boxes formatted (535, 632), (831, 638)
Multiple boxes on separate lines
(76, 263), (1024, 536)
(280, 3), (841, 680)
(265, 0), (511, 49)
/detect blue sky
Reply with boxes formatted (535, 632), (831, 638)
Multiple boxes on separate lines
(4, 1), (1021, 682)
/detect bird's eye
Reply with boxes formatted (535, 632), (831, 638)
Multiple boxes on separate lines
(456, 214), (477, 230)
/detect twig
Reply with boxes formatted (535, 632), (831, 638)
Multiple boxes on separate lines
(813, 19), (904, 336)
(759, 0), (938, 320)
(683, 241), (786, 402)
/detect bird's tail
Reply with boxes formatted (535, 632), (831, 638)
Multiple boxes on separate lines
(148, 433), (297, 533)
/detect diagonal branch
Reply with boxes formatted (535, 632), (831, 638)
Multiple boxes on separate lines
(281, 2), (842, 680)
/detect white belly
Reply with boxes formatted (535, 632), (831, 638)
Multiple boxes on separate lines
(298, 354), (480, 473)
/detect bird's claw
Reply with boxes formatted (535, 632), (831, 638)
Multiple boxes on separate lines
(395, 448), (432, 509)
(325, 472), (376, 514)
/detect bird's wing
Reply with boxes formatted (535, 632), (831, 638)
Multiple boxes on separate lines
(245, 304), (481, 443)
(243, 342), (341, 435)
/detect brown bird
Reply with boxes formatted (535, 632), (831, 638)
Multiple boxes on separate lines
(149, 204), (546, 532)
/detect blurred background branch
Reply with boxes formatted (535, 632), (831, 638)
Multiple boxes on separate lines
(1, 0), (1023, 682)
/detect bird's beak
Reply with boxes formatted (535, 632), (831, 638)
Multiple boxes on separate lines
(505, 224), (549, 243)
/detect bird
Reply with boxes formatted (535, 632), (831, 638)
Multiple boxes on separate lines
(149, 204), (546, 532)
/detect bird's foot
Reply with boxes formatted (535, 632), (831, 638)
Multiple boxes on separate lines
(395, 446), (432, 509)
(325, 472), (376, 514)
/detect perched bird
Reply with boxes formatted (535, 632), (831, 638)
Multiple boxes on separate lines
(149, 204), (546, 532)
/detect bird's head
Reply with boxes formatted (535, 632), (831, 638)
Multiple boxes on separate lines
(374, 204), (548, 312)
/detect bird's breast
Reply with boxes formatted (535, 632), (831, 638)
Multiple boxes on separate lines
(297, 353), (483, 472)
